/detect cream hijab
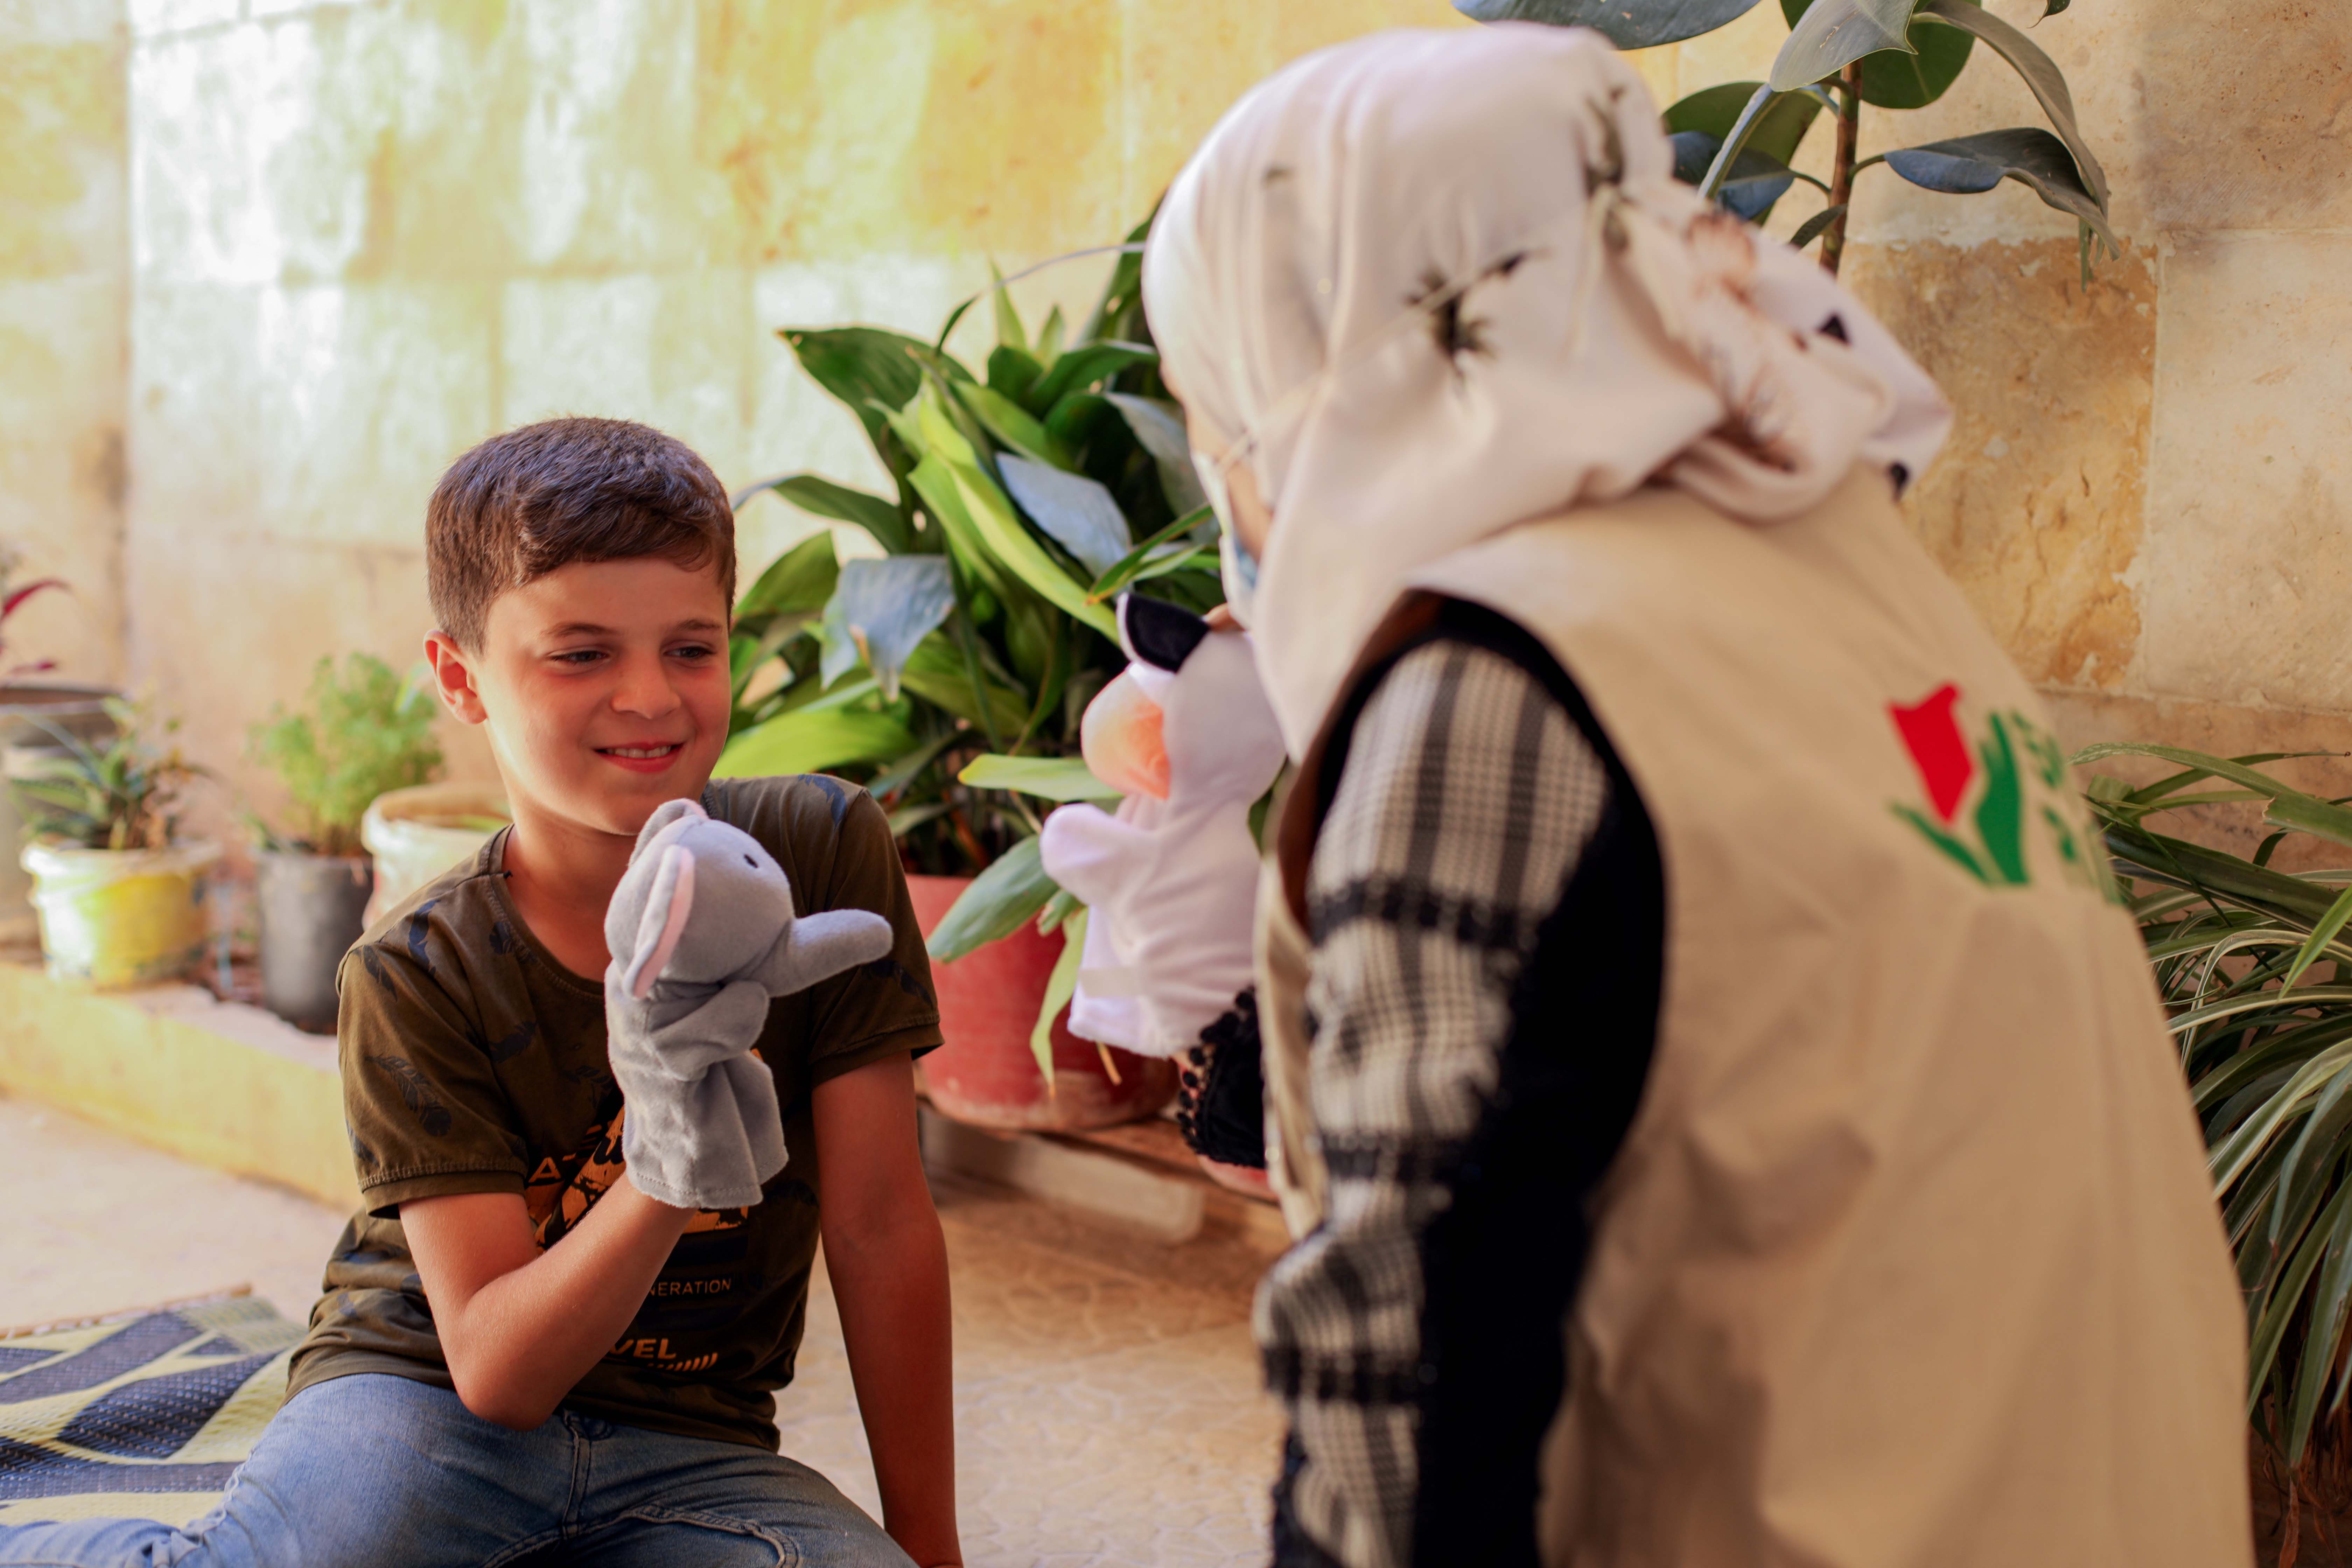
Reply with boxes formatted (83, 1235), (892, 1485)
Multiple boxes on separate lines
(1142, 24), (1953, 755)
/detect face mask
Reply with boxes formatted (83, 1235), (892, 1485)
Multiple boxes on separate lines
(1192, 448), (1260, 628)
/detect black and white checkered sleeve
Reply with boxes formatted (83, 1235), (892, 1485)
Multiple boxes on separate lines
(1258, 637), (1608, 1568)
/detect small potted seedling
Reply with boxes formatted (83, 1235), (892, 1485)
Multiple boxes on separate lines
(9, 697), (215, 988)
(246, 654), (442, 1029)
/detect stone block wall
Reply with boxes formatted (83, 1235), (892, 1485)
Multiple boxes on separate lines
(15, 0), (2352, 834)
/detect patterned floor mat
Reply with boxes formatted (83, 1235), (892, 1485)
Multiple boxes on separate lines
(0, 1293), (298, 1528)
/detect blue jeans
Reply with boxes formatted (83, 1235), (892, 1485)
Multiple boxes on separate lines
(0, 1373), (915, 1568)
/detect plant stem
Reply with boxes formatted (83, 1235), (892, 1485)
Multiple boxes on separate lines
(1821, 65), (1863, 276)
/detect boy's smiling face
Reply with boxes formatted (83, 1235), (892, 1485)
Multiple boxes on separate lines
(429, 555), (734, 841)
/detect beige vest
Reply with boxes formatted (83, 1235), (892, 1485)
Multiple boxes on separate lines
(1258, 469), (2250, 1567)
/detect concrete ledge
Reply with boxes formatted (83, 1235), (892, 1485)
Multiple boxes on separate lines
(0, 959), (356, 1211)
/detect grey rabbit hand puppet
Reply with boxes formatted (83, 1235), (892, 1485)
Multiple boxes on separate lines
(604, 797), (894, 1211)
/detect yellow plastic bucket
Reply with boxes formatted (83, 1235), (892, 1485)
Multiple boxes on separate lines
(21, 840), (221, 989)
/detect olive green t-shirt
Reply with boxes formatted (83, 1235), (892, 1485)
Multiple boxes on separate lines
(284, 775), (941, 1449)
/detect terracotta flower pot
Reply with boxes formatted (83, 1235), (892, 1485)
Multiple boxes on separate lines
(905, 873), (1175, 1131)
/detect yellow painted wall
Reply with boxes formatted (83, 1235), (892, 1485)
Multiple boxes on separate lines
(15, 0), (2352, 826)
(2, 2), (126, 688)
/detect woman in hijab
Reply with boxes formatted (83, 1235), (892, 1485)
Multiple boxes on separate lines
(1046, 23), (2252, 1568)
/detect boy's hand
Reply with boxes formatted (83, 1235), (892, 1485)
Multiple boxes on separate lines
(815, 1053), (960, 1568)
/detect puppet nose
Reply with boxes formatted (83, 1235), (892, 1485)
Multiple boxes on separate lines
(1081, 669), (1170, 800)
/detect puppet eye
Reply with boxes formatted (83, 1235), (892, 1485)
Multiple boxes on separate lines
(744, 854), (757, 868)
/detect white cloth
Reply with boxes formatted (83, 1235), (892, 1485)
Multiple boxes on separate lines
(1040, 629), (1286, 1057)
(1141, 23), (1953, 756)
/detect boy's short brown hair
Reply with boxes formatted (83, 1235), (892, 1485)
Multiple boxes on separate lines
(427, 417), (737, 650)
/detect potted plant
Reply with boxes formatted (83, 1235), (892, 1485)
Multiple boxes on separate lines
(730, 227), (1221, 1128)
(0, 546), (116, 943)
(2079, 743), (2352, 1561)
(9, 697), (215, 989)
(245, 653), (443, 1030)
(1464, 0), (2115, 284)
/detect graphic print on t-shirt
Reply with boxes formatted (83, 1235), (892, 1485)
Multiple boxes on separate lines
(522, 1087), (755, 1376)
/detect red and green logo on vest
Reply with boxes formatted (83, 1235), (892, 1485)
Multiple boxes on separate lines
(1889, 684), (2117, 899)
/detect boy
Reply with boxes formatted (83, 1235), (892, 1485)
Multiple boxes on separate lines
(0, 418), (959, 1568)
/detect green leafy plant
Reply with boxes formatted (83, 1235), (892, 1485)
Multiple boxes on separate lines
(2079, 743), (2352, 1491)
(10, 697), (204, 852)
(246, 654), (444, 858)
(1462, 0), (2114, 282)
(729, 225), (1218, 1002)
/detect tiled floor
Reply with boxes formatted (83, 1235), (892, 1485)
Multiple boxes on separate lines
(0, 1092), (1283, 1567)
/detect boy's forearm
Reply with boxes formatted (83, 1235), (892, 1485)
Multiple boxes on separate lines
(407, 1181), (694, 1430)
(826, 1208), (959, 1567)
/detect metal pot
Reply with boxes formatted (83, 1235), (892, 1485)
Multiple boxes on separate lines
(255, 850), (372, 1032)
(0, 685), (117, 943)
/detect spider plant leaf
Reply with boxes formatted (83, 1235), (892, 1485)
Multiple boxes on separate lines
(2082, 743), (2352, 854)
(865, 732), (965, 804)
(1884, 128), (2118, 255)
(957, 754), (1120, 802)
(997, 455), (1134, 579)
(2283, 884), (2352, 991)
(1781, 0), (1975, 108)
(1456, 0), (1763, 50)
(2283, 1216), (2352, 1440)
(1035, 305), (1065, 366)
(819, 556), (958, 698)
(2249, 1178), (2352, 1408)
(927, 834), (1057, 963)
(1913, 0), (2108, 214)
(1768, 0), (1917, 93)
(2269, 1061), (2352, 1244)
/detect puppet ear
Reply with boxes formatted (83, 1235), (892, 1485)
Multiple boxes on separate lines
(1118, 593), (1209, 673)
(632, 797), (707, 860)
(622, 845), (697, 999)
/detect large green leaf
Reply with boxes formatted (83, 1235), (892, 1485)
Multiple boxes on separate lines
(714, 704), (916, 779)
(733, 474), (915, 555)
(1780, 0), (1974, 108)
(927, 834), (1058, 962)
(955, 381), (1074, 469)
(819, 555), (957, 697)
(919, 391), (1119, 640)
(1670, 132), (1801, 222)
(1029, 341), (1157, 415)
(898, 633), (1032, 737)
(1884, 127), (2118, 251)
(777, 327), (932, 462)
(958, 754), (1120, 802)
(1664, 81), (1823, 164)
(1104, 393), (1206, 517)
(997, 455), (1133, 579)
(1087, 506), (1215, 603)
(1914, 0), (2107, 212)
(1768, 0), (1917, 93)
(1456, 0), (1762, 49)
(734, 532), (839, 621)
